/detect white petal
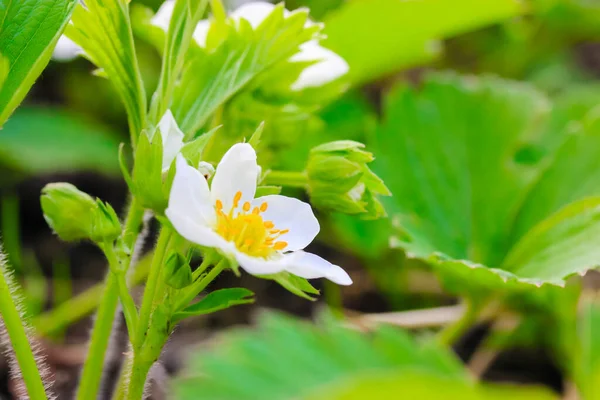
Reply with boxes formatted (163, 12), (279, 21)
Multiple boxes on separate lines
(166, 155), (216, 228)
(158, 110), (185, 171)
(211, 143), (259, 212)
(167, 208), (230, 249)
(151, 0), (175, 32)
(289, 41), (349, 91)
(285, 251), (352, 285)
(230, 1), (275, 28)
(197, 161), (215, 180)
(233, 250), (289, 275)
(53, 35), (82, 62)
(193, 19), (211, 47)
(251, 195), (319, 251)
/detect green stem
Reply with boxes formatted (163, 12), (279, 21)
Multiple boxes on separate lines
(32, 253), (151, 337)
(133, 228), (172, 349)
(126, 355), (154, 400)
(75, 273), (119, 400)
(264, 170), (308, 188)
(1, 191), (22, 272)
(0, 265), (48, 400)
(436, 299), (480, 346)
(175, 259), (227, 311)
(76, 198), (145, 400)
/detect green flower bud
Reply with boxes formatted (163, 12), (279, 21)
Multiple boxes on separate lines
(41, 183), (122, 242)
(164, 252), (193, 289)
(307, 141), (390, 219)
(91, 199), (122, 243)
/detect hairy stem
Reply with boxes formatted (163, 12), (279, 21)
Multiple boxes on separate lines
(0, 251), (50, 400)
(436, 298), (481, 346)
(264, 170), (308, 188)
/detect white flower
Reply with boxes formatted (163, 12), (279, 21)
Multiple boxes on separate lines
(157, 110), (185, 172)
(53, 35), (82, 62)
(150, 0), (349, 90)
(165, 143), (352, 285)
(289, 40), (350, 91)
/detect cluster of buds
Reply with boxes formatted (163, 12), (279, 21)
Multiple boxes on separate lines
(307, 141), (390, 219)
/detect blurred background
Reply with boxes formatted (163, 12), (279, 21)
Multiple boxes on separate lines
(2, 0), (600, 397)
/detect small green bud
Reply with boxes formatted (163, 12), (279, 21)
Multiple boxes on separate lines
(307, 141), (390, 219)
(41, 183), (97, 241)
(41, 183), (122, 242)
(164, 252), (193, 289)
(91, 199), (122, 243)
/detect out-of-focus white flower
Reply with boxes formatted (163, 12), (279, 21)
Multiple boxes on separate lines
(53, 35), (82, 62)
(157, 110), (185, 172)
(289, 40), (350, 91)
(165, 143), (352, 285)
(151, 0), (349, 90)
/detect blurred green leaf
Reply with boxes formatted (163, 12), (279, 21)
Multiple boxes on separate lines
(173, 312), (467, 399)
(378, 73), (600, 292)
(173, 288), (254, 322)
(0, 107), (120, 178)
(0, 0), (76, 125)
(305, 371), (557, 400)
(67, 0), (147, 140)
(323, 0), (523, 84)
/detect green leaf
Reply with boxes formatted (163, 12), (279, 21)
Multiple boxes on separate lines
(322, 0), (523, 84)
(0, 0), (77, 125)
(173, 288), (254, 322)
(0, 107), (120, 179)
(172, 5), (319, 136)
(378, 72), (600, 292)
(269, 272), (320, 300)
(305, 371), (557, 400)
(173, 312), (468, 399)
(67, 0), (146, 140)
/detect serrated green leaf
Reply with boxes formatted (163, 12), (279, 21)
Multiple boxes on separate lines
(0, 0), (76, 125)
(0, 107), (120, 179)
(173, 312), (470, 400)
(173, 288), (254, 322)
(173, 5), (319, 136)
(379, 72), (600, 292)
(67, 0), (146, 140)
(322, 0), (522, 84)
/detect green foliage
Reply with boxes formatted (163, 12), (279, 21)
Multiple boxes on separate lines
(173, 312), (556, 400)
(67, 0), (147, 141)
(173, 288), (254, 322)
(0, 0), (76, 126)
(172, 5), (319, 136)
(378, 73), (600, 292)
(322, 0), (523, 84)
(0, 107), (121, 179)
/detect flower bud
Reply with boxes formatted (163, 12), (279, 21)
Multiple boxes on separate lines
(132, 130), (168, 212)
(164, 252), (193, 289)
(41, 183), (121, 242)
(307, 141), (390, 219)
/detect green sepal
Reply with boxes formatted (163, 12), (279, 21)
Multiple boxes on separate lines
(172, 288), (254, 322)
(90, 199), (121, 243)
(164, 252), (193, 289)
(181, 126), (220, 167)
(267, 272), (320, 301)
(247, 122), (264, 149)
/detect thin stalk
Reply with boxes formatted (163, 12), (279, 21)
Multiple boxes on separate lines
(76, 198), (145, 400)
(1, 191), (22, 272)
(0, 261), (48, 400)
(175, 259), (227, 311)
(436, 298), (480, 346)
(76, 274), (120, 400)
(264, 170), (308, 188)
(133, 228), (172, 349)
(126, 355), (153, 400)
(32, 254), (151, 337)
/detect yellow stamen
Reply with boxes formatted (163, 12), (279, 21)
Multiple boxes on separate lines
(233, 191), (242, 208)
(273, 241), (287, 250)
(264, 221), (274, 229)
(243, 202), (251, 212)
(216, 200), (223, 210)
(260, 202), (268, 212)
(252, 207), (260, 215)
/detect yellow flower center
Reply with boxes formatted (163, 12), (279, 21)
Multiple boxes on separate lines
(214, 191), (288, 258)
